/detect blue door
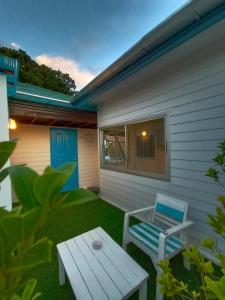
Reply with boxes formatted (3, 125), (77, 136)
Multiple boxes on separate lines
(50, 128), (79, 191)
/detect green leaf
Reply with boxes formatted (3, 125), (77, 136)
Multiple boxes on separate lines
(202, 238), (216, 250)
(9, 237), (52, 272)
(61, 188), (97, 207)
(205, 275), (225, 299)
(0, 209), (41, 267)
(0, 141), (17, 169)
(1, 208), (41, 241)
(56, 162), (75, 176)
(0, 165), (26, 184)
(21, 279), (39, 300)
(0, 207), (9, 217)
(33, 171), (71, 206)
(0, 166), (10, 183)
(43, 166), (55, 174)
(9, 280), (41, 300)
(9, 166), (39, 210)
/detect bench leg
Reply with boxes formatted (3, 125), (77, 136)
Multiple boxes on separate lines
(122, 240), (127, 251)
(139, 279), (147, 300)
(58, 254), (65, 285)
(156, 280), (163, 300)
(183, 256), (190, 271)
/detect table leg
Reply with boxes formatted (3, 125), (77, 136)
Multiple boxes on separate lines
(139, 279), (147, 300)
(58, 254), (65, 285)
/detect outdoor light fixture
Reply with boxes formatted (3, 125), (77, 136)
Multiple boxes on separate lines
(8, 118), (17, 130)
(141, 130), (147, 137)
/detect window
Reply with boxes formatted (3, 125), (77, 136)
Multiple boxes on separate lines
(101, 117), (167, 179)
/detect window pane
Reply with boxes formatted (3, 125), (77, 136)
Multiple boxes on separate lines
(103, 126), (125, 167)
(128, 118), (165, 174)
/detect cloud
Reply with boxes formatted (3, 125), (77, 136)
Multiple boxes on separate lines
(10, 42), (21, 50)
(35, 54), (96, 90)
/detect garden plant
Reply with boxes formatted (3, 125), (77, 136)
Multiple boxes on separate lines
(0, 140), (96, 300)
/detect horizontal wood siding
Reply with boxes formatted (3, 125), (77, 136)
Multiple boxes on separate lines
(98, 36), (225, 250)
(78, 129), (99, 188)
(10, 124), (50, 174)
(10, 126), (99, 192)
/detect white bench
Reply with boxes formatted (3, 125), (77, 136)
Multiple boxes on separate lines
(57, 227), (149, 300)
(123, 193), (193, 300)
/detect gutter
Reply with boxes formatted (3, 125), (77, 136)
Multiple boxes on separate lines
(72, 0), (225, 107)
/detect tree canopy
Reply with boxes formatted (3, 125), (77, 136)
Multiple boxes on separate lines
(0, 46), (76, 95)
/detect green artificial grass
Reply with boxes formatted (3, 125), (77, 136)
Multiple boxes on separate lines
(26, 198), (195, 299)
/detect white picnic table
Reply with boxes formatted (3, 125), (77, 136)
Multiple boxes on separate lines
(57, 227), (149, 300)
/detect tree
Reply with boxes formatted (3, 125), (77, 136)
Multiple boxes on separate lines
(0, 46), (76, 95)
(158, 140), (225, 299)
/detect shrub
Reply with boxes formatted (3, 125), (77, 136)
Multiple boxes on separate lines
(0, 141), (97, 300)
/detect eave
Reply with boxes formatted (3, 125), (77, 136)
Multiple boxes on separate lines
(8, 99), (97, 129)
(72, 0), (225, 108)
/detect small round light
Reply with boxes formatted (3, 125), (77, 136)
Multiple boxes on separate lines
(141, 130), (147, 137)
(8, 118), (17, 130)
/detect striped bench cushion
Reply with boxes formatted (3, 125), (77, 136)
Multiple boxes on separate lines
(128, 222), (184, 256)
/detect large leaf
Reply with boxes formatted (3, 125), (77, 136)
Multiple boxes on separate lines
(33, 170), (73, 206)
(0, 141), (17, 169)
(0, 164), (25, 184)
(43, 166), (55, 174)
(61, 188), (97, 207)
(9, 237), (52, 272)
(9, 166), (39, 210)
(0, 166), (10, 183)
(56, 162), (76, 176)
(0, 209), (41, 267)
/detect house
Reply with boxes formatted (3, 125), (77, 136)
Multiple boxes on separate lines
(0, 56), (99, 209)
(72, 0), (225, 259)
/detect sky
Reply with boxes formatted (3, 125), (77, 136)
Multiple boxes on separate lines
(0, 0), (188, 90)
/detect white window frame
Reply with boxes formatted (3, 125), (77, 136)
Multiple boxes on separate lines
(99, 113), (170, 181)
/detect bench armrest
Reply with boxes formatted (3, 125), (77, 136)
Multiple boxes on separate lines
(163, 220), (193, 237)
(125, 205), (155, 217)
(158, 220), (193, 260)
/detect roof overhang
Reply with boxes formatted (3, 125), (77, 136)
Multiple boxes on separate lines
(8, 99), (97, 129)
(72, 0), (225, 108)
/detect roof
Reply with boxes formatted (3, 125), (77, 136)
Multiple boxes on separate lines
(11, 82), (97, 111)
(72, 0), (225, 107)
(14, 82), (72, 108)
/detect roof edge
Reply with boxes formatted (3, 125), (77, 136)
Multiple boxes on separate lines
(72, 0), (225, 106)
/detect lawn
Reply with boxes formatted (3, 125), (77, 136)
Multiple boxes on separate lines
(26, 198), (194, 299)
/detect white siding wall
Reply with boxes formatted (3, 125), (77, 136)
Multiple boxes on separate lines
(78, 128), (99, 188)
(0, 75), (12, 210)
(98, 33), (225, 251)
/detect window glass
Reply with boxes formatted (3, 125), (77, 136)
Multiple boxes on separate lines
(103, 126), (125, 167)
(101, 117), (166, 178)
(127, 118), (165, 175)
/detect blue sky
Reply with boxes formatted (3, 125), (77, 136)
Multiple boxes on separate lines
(0, 0), (188, 89)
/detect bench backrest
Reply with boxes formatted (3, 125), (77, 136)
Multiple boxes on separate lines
(153, 193), (188, 227)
